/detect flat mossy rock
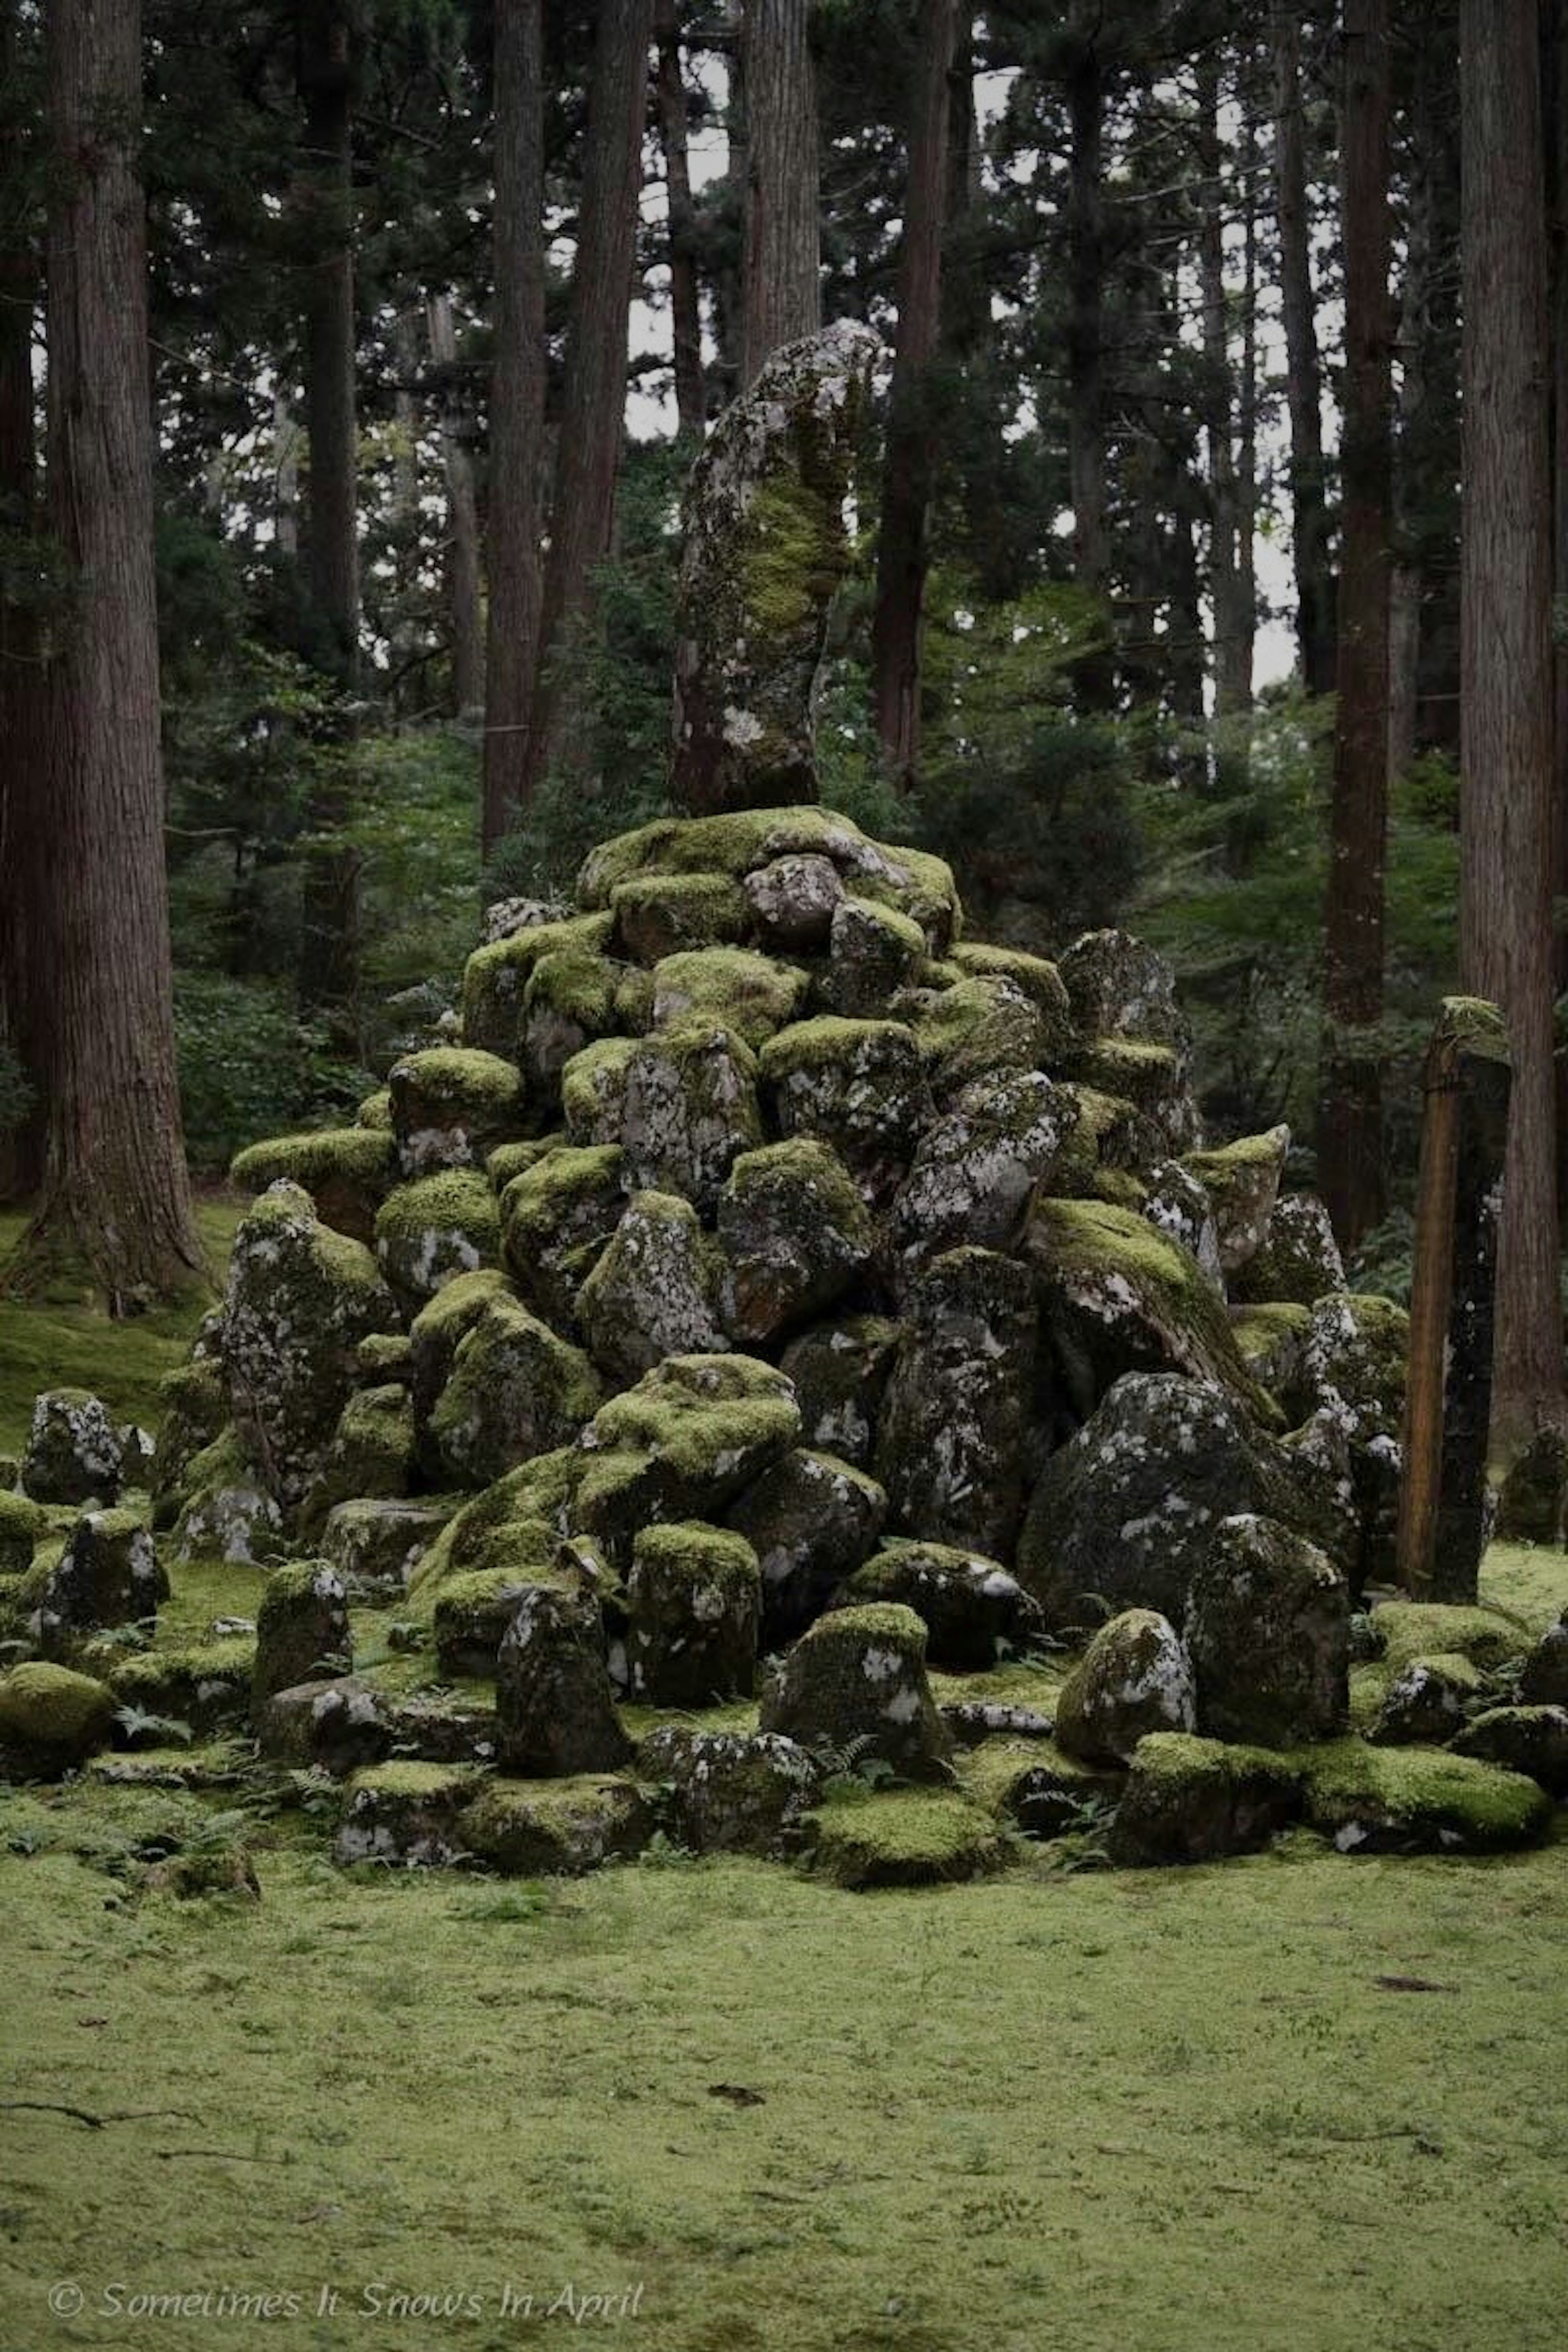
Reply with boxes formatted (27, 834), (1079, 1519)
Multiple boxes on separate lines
(432, 1555), (561, 1678)
(171, 1429), (285, 1566)
(109, 1637), (257, 1736)
(406, 1448), (580, 1596)
(220, 1182), (397, 1512)
(336, 1760), (483, 1868)
(495, 1584), (632, 1776)
(626, 1521), (761, 1706)
(837, 1540), (1045, 1673)
(253, 1559), (352, 1706)
(1054, 1610), (1196, 1766)
(804, 1789), (1006, 1889)
(1185, 1515), (1349, 1748)
(0, 1661), (118, 1773)
(874, 1247), (1040, 1559)
(1018, 1374), (1350, 1633)
(573, 1354), (801, 1563)
(257, 1677), (392, 1775)
(1449, 1704), (1568, 1796)
(321, 1498), (452, 1589)
(1027, 1198), (1279, 1426)
(229, 1127), (396, 1245)
(1232, 1193), (1346, 1308)
(610, 869), (753, 962)
(758, 1016), (928, 1189)
(576, 1191), (727, 1379)
(618, 1019), (763, 1214)
(428, 1293), (601, 1488)
(715, 1137), (871, 1343)
(0, 1488), (47, 1577)
(1178, 1127), (1290, 1274)
(1367, 1653), (1480, 1746)
(888, 1071), (1077, 1283)
(1371, 1600), (1530, 1677)
(651, 945), (810, 1049)
(300, 1383), (417, 1535)
(1301, 1738), (1552, 1854)
(460, 911), (614, 1060)
(374, 1170), (501, 1314)
(459, 1774), (651, 1875)
(637, 1725), (821, 1855)
(778, 1315), (901, 1470)
(758, 1602), (953, 1781)
(21, 1389), (124, 1506)
(34, 1508), (165, 1658)
(724, 1448), (887, 1647)
(388, 1046), (527, 1176)
(500, 1146), (628, 1324)
(1109, 1734), (1304, 1866)
(957, 1737), (1120, 1838)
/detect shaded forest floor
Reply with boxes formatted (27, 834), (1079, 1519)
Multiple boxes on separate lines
(3, 1218), (1568, 2351)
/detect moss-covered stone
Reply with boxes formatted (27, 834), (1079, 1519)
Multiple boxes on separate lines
(650, 946), (810, 1049)
(460, 911), (615, 1059)
(875, 1248), (1039, 1559)
(459, 1774), (651, 1875)
(610, 869), (753, 963)
(1231, 1192), (1346, 1308)
(1054, 1610), (1197, 1765)
(499, 1144), (627, 1322)
(1109, 1733), (1304, 1866)
(888, 1071), (1076, 1282)
(637, 1724), (821, 1855)
(1185, 1515), (1349, 1748)
(108, 1637), (258, 1736)
(519, 949), (628, 1114)
(336, 1760), (483, 1867)
(759, 1602), (953, 1782)
(1370, 1600), (1529, 1677)
(838, 1541), (1045, 1673)
(407, 1267), (514, 1468)
(949, 944), (1076, 1063)
(21, 1389), (123, 1507)
(486, 1136), (561, 1192)
(1049, 1084), (1161, 1207)
(0, 1661), (118, 1773)
(388, 1046), (527, 1176)
(220, 1182), (397, 1512)
(300, 1383), (416, 1535)
(1494, 1427), (1568, 1546)
(804, 1788), (1005, 1888)
(0, 1487), (47, 1577)
(257, 1677), (392, 1775)
(149, 1358), (228, 1528)
(406, 1448), (581, 1597)
(429, 1293), (601, 1488)
(574, 1354), (801, 1562)
(1229, 1303), (1312, 1399)
(559, 1036), (641, 1148)
(617, 1018), (763, 1214)
(495, 1584), (632, 1776)
(229, 1127), (396, 1245)
(321, 1497), (452, 1589)
(1072, 1039), (1196, 1149)
(1176, 1127), (1290, 1274)
(725, 1448), (887, 1648)
(34, 1508), (165, 1658)
(1301, 1737), (1552, 1853)
(1449, 1705), (1568, 1797)
(819, 895), (927, 1018)
(742, 852), (844, 950)
(374, 1170), (501, 1315)
(626, 1521), (761, 1705)
(356, 1087), (394, 1131)
(171, 1428), (285, 1566)
(777, 1315), (901, 1470)
(253, 1559), (352, 1707)
(1519, 1609), (1568, 1705)
(1367, 1653), (1482, 1745)
(715, 1137), (871, 1343)
(912, 975), (1045, 1099)
(758, 1016), (928, 1187)
(433, 1553), (563, 1677)
(957, 1737), (1121, 1839)
(1027, 1197), (1281, 1426)
(356, 1330), (413, 1383)
(575, 1192), (727, 1379)
(1060, 928), (1190, 1055)
(1141, 1159), (1225, 1291)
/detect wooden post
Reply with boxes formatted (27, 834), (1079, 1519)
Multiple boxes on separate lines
(1395, 996), (1511, 1599)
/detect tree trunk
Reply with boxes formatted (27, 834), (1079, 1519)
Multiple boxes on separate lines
(871, 0), (960, 788)
(1459, 0), (1564, 1439)
(273, 384), (300, 561)
(1272, 0), (1335, 695)
(1317, 0), (1392, 1257)
(296, 1), (361, 1042)
(656, 0), (706, 441)
(481, 0), (547, 852)
(390, 304), (422, 718)
(519, 0), (655, 808)
(740, 0), (820, 385)
(0, 0), (43, 1204)
(12, 0), (203, 1305)
(1066, 14), (1113, 711)
(1546, 0), (1568, 1213)
(1388, 31), (1436, 786)
(427, 290), (484, 722)
(1196, 54), (1250, 726)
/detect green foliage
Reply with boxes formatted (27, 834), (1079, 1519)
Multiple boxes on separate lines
(173, 974), (362, 1174)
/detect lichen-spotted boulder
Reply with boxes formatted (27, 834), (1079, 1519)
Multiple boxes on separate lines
(252, 1560), (352, 1707)
(874, 1247), (1039, 1559)
(618, 1019), (763, 1214)
(1232, 1192), (1345, 1307)
(229, 1127), (395, 1246)
(625, 1521), (761, 1705)
(576, 1192), (727, 1379)
(888, 1071), (1077, 1283)
(428, 1293), (601, 1488)
(637, 1725), (822, 1856)
(744, 852), (844, 949)
(1179, 1127), (1290, 1274)
(1519, 1608), (1568, 1706)
(715, 1138), (871, 1343)
(500, 1145), (628, 1324)
(21, 1390), (124, 1506)
(573, 1354), (800, 1563)
(494, 1585), (632, 1777)
(0, 1662), (118, 1775)
(820, 896), (927, 1017)
(171, 1430), (285, 1565)
(1450, 1706), (1568, 1798)
(299, 1384), (417, 1535)
(1184, 1514), (1349, 1748)
(1053, 1609), (1196, 1766)
(778, 1315), (901, 1470)
(220, 1182), (397, 1512)
(34, 1509), (165, 1658)
(758, 1016), (928, 1195)
(835, 1539), (1045, 1673)
(759, 1602), (953, 1782)
(725, 1448), (887, 1647)
(388, 1046), (526, 1176)
(459, 1775), (650, 1875)
(1302, 1740), (1551, 1854)
(373, 1170), (500, 1315)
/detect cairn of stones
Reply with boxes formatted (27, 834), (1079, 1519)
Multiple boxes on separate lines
(2, 330), (1565, 1884)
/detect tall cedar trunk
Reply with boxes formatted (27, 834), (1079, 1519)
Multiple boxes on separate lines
(519, 0), (654, 809)
(481, 0), (546, 851)
(390, 305), (422, 716)
(273, 384), (299, 559)
(1387, 35), (1434, 788)
(942, 10), (987, 363)
(1272, 0), (1336, 695)
(871, 0), (960, 787)
(1317, 0), (1392, 1256)
(1548, 0), (1568, 1210)
(1460, 0), (1565, 1438)
(1196, 56), (1249, 725)
(296, 2), (361, 1042)
(0, 0), (45, 1202)
(740, 0), (820, 385)
(1066, 16), (1113, 710)
(17, 0), (203, 1303)
(426, 290), (484, 721)
(1236, 97), (1258, 718)
(656, 0), (706, 440)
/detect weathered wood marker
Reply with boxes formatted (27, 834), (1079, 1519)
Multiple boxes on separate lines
(1395, 996), (1511, 1600)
